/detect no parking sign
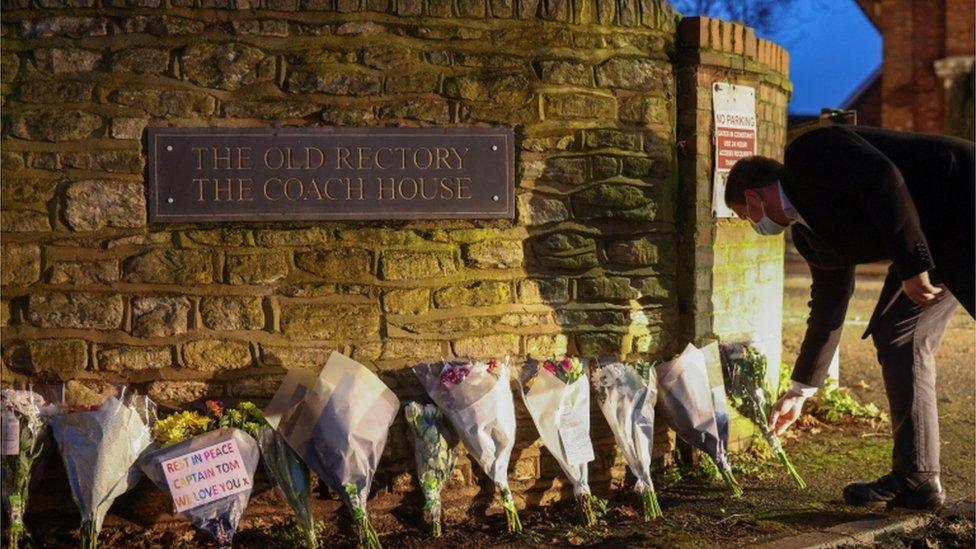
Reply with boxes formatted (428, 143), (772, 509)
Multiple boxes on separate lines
(712, 83), (757, 218)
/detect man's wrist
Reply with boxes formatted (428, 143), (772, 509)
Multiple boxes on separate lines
(789, 380), (818, 398)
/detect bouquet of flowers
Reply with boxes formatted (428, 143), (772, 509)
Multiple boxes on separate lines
(140, 427), (259, 547)
(257, 425), (317, 548)
(721, 340), (806, 489)
(518, 357), (598, 525)
(1, 389), (59, 549)
(141, 401), (263, 547)
(404, 402), (458, 537)
(266, 351), (400, 549)
(655, 344), (741, 496)
(49, 391), (154, 549)
(151, 400), (264, 446)
(413, 358), (522, 533)
(156, 399), (317, 546)
(593, 360), (662, 520)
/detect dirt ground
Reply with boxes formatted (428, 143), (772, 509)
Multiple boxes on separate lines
(18, 271), (976, 548)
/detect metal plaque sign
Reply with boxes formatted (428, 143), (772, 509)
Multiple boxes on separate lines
(146, 127), (515, 222)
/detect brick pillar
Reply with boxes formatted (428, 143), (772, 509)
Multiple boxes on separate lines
(675, 18), (792, 448)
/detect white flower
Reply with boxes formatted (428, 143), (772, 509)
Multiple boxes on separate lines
(596, 363), (624, 389)
(1, 389), (55, 435)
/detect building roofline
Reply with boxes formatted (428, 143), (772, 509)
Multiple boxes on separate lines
(853, 0), (880, 30)
(842, 65), (882, 109)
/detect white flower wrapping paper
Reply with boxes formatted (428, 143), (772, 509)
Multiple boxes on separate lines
(593, 361), (661, 518)
(413, 359), (522, 531)
(656, 343), (727, 465)
(414, 359), (516, 492)
(49, 394), (154, 541)
(517, 362), (593, 497)
(139, 428), (260, 547)
(699, 342), (732, 452)
(656, 343), (741, 495)
(265, 351), (400, 547)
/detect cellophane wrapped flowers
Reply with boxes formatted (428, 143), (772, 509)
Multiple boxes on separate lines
(700, 342), (732, 456)
(1, 389), (59, 549)
(265, 351), (400, 549)
(593, 361), (662, 520)
(414, 358), (522, 533)
(655, 344), (741, 496)
(142, 401), (264, 547)
(257, 425), (318, 548)
(49, 392), (155, 549)
(518, 357), (599, 526)
(721, 340), (806, 489)
(404, 402), (458, 537)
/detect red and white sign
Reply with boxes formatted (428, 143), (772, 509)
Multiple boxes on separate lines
(712, 83), (757, 217)
(715, 125), (757, 170)
(161, 438), (252, 513)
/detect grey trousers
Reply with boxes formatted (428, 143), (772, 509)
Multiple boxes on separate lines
(870, 283), (958, 474)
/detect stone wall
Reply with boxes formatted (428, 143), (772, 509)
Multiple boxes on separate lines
(673, 17), (791, 449)
(0, 1), (789, 524)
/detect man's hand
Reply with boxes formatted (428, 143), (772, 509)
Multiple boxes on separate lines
(902, 271), (944, 307)
(769, 390), (808, 437)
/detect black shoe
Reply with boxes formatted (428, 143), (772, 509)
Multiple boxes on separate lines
(843, 472), (945, 510)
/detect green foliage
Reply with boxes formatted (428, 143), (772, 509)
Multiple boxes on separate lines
(633, 361), (655, 384)
(218, 401), (265, 437)
(656, 451), (724, 485)
(654, 462), (684, 487)
(778, 364), (886, 424)
(809, 379), (887, 423)
(588, 494), (609, 521)
(778, 362), (793, 396)
(696, 454), (720, 481)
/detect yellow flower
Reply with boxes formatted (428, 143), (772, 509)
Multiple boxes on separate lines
(153, 410), (212, 447)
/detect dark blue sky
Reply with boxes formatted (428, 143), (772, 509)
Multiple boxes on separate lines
(763, 0), (882, 115)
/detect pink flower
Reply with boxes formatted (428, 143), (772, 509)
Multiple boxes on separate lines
(542, 360), (557, 375)
(487, 359), (497, 374)
(440, 364), (471, 385)
(560, 358), (573, 372)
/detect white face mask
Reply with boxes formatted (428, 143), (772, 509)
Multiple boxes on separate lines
(778, 184), (798, 221)
(746, 196), (788, 236)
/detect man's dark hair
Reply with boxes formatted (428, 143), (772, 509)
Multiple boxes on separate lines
(724, 156), (785, 206)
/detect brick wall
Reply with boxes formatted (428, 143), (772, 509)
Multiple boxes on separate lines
(870, 0), (974, 134)
(945, 0), (975, 57)
(673, 16), (791, 450)
(0, 1), (790, 525)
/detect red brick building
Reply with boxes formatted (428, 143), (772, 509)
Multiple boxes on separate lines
(847, 0), (975, 138)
